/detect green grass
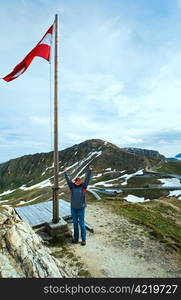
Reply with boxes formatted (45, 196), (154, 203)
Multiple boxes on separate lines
(104, 197), (181, 253)
(92, 172), (122, 184)
(78, 269), (91, 277)
(126, 176), (162, 188)
(49, 236), (92, 278)
(168, 197), (181, 210)
(0, 187), (53, 207)
(0, 188), (44, 201)
(157, 161), (181, 175)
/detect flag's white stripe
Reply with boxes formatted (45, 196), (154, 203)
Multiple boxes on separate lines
(39, 33), (52, 47)
(12, 67), (26, 79)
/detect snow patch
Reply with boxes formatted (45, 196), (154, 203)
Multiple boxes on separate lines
(92, 173), (103, 178)
(41, 163), (54, 176)
(85, 151), (102, 161)
(159, 178), (181, 187)
(73, 150), (102, 179)
(121, 169), (144, 185)
(0, 199), (11, 203)
(0, 189), (16, 196)
(125, 195), (150, 203)
(66, 162), (79, 170)
(98, 183), (114, 187)
(17, 201), (26, 206)
(19, 179), (52, 190)
(169, 190), (181, 197)
(74, 161), (91, 179)
(17, 196), (42, 206)
(93, 174), (125, 187)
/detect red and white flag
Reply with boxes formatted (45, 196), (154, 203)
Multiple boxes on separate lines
(3, 24), (53, 82)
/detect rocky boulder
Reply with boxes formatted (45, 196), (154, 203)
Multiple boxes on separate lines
(0, 206), (67, 278)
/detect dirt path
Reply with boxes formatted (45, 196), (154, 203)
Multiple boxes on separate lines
(66, 201), (181, 278)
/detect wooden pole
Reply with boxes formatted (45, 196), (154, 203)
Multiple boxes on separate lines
(52, 13), (60, 223)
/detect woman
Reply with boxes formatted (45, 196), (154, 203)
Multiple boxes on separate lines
(63, 166), (92, 246)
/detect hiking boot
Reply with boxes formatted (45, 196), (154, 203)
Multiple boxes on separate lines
(81, 240), (86, 246)
(72, 239), (78, 244)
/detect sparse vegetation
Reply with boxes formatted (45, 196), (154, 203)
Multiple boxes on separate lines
(48, 236), (91, 277)
(157, 161), (181, 175)
(103, 197), (181, 253)
(77, 269), (91, 277)
(0, 187), (53, 207)
(126, 176), (162, 188)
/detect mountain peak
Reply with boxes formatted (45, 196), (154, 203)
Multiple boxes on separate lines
(0, 138), (166, 193)
(77, 138), (120, 151)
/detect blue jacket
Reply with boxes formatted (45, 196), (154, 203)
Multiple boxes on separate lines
(64, 169), (92, 209)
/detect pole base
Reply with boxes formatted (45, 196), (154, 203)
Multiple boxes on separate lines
(45, 218), (70, 238)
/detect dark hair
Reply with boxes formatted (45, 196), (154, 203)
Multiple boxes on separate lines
(75, 177), (82, 182)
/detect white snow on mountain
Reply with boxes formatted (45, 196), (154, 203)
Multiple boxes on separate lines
(0, 189), (16, 196)
(169, 190), (181, 197)
(121, 169), (144, 185)
(41, 163), (54, 176)
(125, 195), (150, 203)
(20, 178), (52, 190)
(159, 178), (181, 187)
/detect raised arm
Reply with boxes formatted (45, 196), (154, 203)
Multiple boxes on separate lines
(64, 168), (73, 189)
(83, 167), (92, 188)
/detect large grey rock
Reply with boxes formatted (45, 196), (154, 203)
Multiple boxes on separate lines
(0, 206), (67, 278)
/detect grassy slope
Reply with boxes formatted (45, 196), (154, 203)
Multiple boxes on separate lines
(0, 187), (52, 206)
(126, 176), (162, 187)
(102, 196), (181, 253)
(157, 161), (181, 175)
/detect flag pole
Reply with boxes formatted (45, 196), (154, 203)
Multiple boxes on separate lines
(52, 13), (59, 223)
(49, 14), (69, 236)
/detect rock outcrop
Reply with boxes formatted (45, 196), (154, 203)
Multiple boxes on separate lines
(0, 206), (67, 278)
(123, 147), (165, 161)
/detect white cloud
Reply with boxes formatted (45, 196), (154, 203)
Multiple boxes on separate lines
(121, 136), (143, 144)
(30, 116), (50, 126)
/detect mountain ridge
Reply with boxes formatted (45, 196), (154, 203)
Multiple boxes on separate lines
(0, 138), (163, 192)
(0, 138), (168, 165)
(0, 138), (181, 207)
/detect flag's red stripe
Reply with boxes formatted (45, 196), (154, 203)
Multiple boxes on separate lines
(3, 24), (53, 82)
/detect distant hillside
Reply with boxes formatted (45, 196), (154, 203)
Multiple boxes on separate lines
(0, 139), (181, 207)
(155, 160), (181, 175)
(167, 153), (181, 161)
(0, 139), (160, 192)
(175, 153), (181, 160)
(123, 147), (166, 160)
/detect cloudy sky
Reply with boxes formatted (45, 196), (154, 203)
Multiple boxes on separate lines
(1, 0), (181, 163)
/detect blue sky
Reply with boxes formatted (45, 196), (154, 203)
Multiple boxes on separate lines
(1, 0), (181, 163)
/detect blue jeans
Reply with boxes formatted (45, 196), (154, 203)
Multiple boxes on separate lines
(71, 208), (86, 241)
